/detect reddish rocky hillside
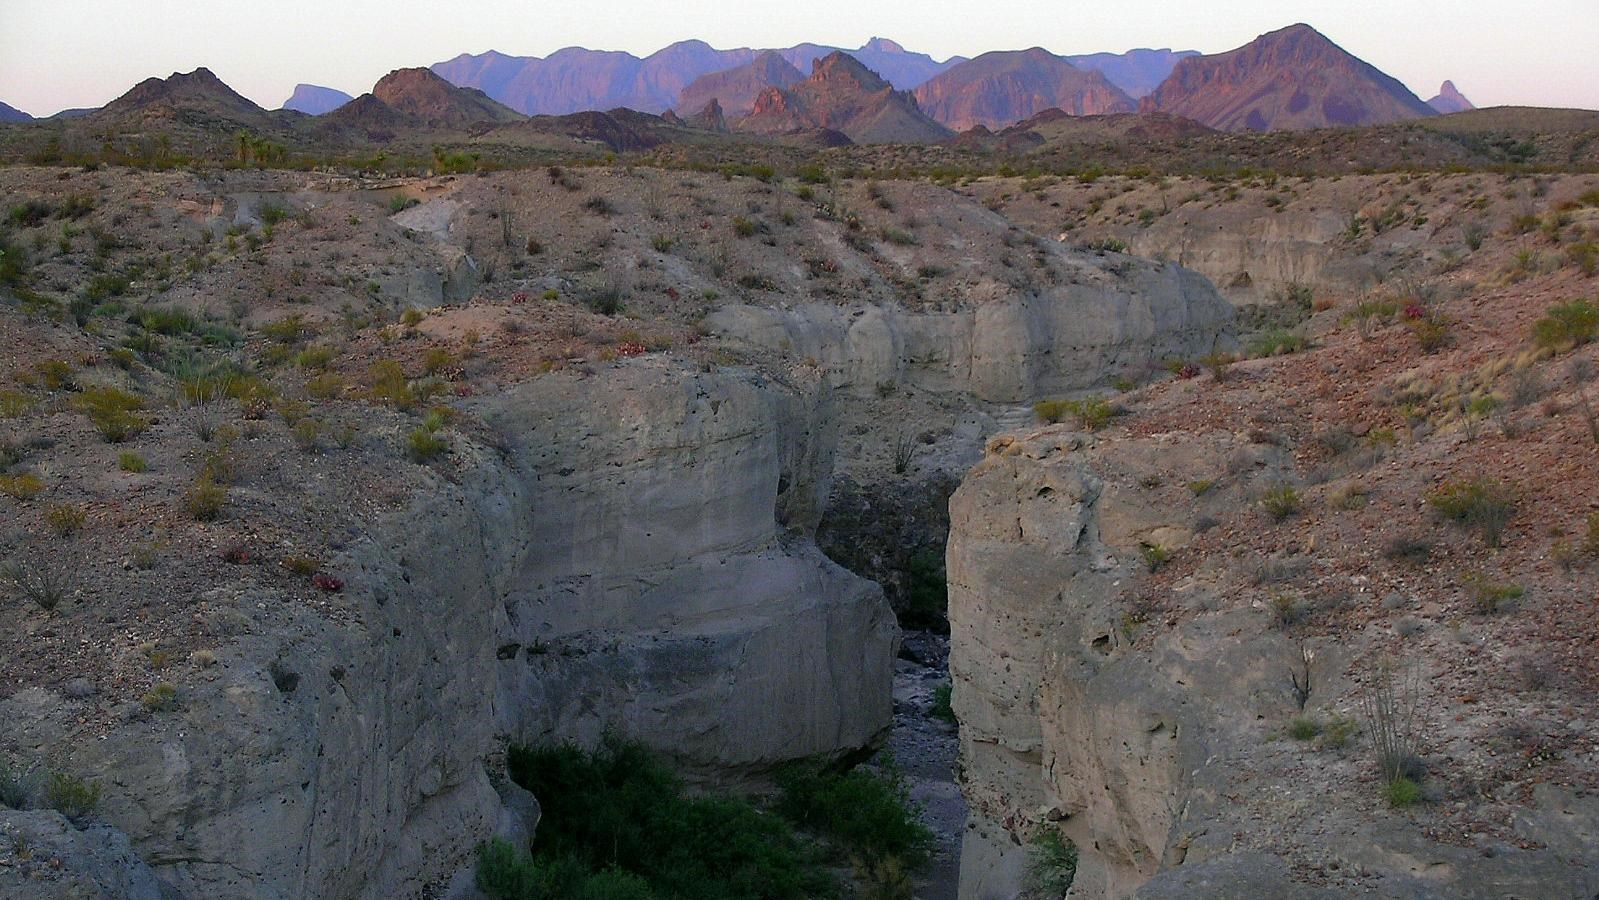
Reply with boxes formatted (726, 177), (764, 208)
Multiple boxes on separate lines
(912, 48), (1136, 131)
(1142, 23), (1436, 131)
(676, 51), (804, 119)
(738, 52), (951, 144)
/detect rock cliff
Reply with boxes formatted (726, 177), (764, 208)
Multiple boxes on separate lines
(946, 426), (1599, 898)
(0, 360), (896, 898)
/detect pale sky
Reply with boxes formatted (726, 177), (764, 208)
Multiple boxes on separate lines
(1, 0), (1596, 116)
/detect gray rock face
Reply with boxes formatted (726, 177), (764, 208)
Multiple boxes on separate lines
(946, 429), (1599, 898)
(0, 360), (896, 898)
(0, 809), (169, 899)
(706, 255), (1234, 403)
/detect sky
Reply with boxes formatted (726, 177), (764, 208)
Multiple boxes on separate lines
(2, 0), (1597, 116)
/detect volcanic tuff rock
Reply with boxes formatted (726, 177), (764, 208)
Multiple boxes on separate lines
(1064, 48), (1199, 98)
(0, 810), (169, 899)
(913, 48), (1136, 131)
(1427, 79), (1475, 114)
(685, 98), (729, 131)
(738, 52), (951, 145)
(0, 360), (897, 898)
(706, 253), (1234, 403)
(947, 427), (1599, 898)
(676, 51), (805, 119)
(1141, 23), (1436, 131)
(281, 83), (354, 115)
(0, 100), (34, 123)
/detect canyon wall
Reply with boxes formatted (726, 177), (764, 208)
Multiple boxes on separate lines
(0, 360), (897, 898)
(706, 255), (1235, 402)
(946, 427), (1599, 898)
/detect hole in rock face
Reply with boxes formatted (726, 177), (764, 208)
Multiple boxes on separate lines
(1091, 634), (1112, 655)
(270, 663), (300, 695)
(1036, 486), (1054, 498)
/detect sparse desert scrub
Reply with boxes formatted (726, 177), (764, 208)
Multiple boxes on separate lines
(1359, 658), (1424, 807)
(1531, 299), (1597, 352)
(1033, 396), (1114, 430)
(184, 474), (227, 521)
(117, 451), (148, 473)
(1, 559), (71, 610)
(0, 472), (44, 500)
(44, 503), (86, 537)
(1461, 573), (1524, 614)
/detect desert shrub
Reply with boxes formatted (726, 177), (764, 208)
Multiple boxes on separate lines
(1586, 512), (1599, 556)
(583, 196), (615, 216)
(44, 503), (86, 537)
(118, 451), (148, 473)
(1461, 573), (1524, 614)
(421, 347), (454, 376)
(1260, 483), (1302, 521)
(1426, 478), (1515, 547)
(1360, 659), (1423, 800)
(304, 372), (346, 400)
(1408, 314), (1452, 353)
(29, 359), (74, 391)
(184, 474), (227, 521)
(261, 314), (309, 344)
(1531, 300), (1598, 351)
(140, 682), (179, 712)
(408, 414), (448, 463)
(0, 472), (43, 500)
(0, 759), (29, 808)
(500, 739), (833, 900)
(1033, 396), (1113, 430)
(1022, 828), (1078, 897)
(0, 560), (70, 610)
(1383, 534), (1432, 564)
(294, 345), (335, 371)
(1140, 543), (1171, 572)
(74, 386), (147, 442)
(0, 389), (35, 418)
(43, 772), (99, 823)
(1287, 716), (1323, 741)
(1384, 776), (1422, 808)
(649, 234), (675, 252)
(293, 419), (322, 454)
(368, 360), (416, 409)
(1248, 329), (1308, 357)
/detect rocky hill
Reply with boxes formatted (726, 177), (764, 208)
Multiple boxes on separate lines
(281, 83), (354, 115)
(1142, 23), (1437, 131)
(369, 67), (523, 128)
(912, 48), (1136, 131)
(676, 51), (804, 119)
(1429, 79), (1476, 114)
(739, 52), (951, 144)
(0, 101), (33, 124)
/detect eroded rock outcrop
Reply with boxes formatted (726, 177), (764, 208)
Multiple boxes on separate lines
(706, 254), (1234, 403)
(946, 427), (1599, 898)
(0, 360), (896, 898)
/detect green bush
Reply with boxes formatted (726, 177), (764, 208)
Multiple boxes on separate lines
(774, 760), (933, 869)
(118, 451), (148, 473)
(1287, 716), (1323, 740)
(500, 740), (834, 900)
(184, 474), (227, 521)
(931, 683), (956, 725)
(1531, 300), (1598, 352)
(1023, 828), (1077, 896)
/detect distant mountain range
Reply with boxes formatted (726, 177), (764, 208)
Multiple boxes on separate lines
(431, 37), (962, 117)
(282, 84), (353, 115)
(1, 25), (1510, 146)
